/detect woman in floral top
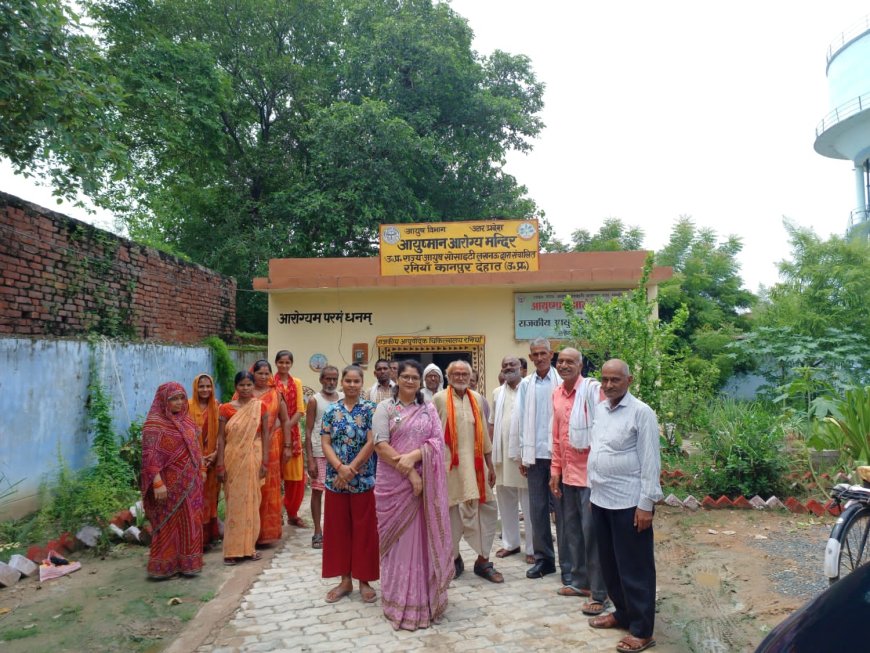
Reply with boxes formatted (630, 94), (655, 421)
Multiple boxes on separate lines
(320, 365), (379, 603)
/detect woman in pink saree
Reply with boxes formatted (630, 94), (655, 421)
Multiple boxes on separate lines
(373, 360), (453, 630)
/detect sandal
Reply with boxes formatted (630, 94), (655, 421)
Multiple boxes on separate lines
(250, 551), (262, 561)
(616, 635), (656, 652)
(360, 584), (377, 603)
(325, 585), (352, 603)
(473, 561), (504, 583)
(311, 533), (323, 549)
(495, 547), (521, 558)
(288, 516), (307, 528)
(223, 558), (238, 566)
(589, 613), (622, 629)
(557, 585), (591, 597)
(524, 554), (535, 564)
(581, 599), (610, 616)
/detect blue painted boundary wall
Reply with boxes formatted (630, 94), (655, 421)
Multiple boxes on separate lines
(0, 337), (218, 519)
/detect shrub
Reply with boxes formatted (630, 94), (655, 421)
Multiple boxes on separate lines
(697, 399), (789, 499)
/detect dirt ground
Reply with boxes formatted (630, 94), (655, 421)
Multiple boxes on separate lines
(0, 507), (834, 652)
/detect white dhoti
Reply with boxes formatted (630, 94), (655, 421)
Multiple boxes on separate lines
(449, 499), (499, 559)
(496, 485), (533, 555)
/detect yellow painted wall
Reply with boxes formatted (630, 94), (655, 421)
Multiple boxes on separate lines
(268, 286), (533, 396)
(267, 284), (657, 396)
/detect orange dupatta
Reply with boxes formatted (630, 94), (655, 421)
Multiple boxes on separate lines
(444, 387), (487, 503)
(189, 373), (220, 524)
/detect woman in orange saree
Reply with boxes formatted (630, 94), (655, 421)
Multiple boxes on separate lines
(248, 360), (291, 545)
(189, 373), (221, 549)
(274, 350), (306, 527)
(216, 372), (270, 564)
(141, 382), (204, 579)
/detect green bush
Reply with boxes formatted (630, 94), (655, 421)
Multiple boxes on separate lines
(697, 399), (790, 499)
(204, 335), (235, 400)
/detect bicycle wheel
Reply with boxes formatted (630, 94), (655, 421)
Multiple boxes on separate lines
(826, 504), (870, 584)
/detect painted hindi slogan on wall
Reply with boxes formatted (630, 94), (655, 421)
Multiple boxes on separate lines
(379, 220), (539, 276)
(514, 291), (626, 340)
(277, 311), (374, 325)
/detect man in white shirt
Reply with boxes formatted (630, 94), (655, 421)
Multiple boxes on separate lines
(587, 359), (663, 653)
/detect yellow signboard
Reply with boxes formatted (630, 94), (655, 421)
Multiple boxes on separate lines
(379, 220), (539, 276)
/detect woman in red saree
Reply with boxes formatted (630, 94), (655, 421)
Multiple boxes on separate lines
(373, 360), (453, 630)
(216, 372), (270, 564)
(273, 350), (306, 527)
(247, 360), (291, 545)
(189, 373), (221, 549)
(141, 382), (204, 579)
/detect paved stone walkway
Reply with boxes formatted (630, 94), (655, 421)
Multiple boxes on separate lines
(199, 518), (680, 653)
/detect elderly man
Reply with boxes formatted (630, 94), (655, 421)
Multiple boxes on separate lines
(422, 363), (444, 402)
(488, 356), (533, 563)
(433, 360), (503, 583)
(549, 348), (607, 613)
(367, 359), (395, 403)
(587, 359), (663, 653)
(512, 337), (571, 583)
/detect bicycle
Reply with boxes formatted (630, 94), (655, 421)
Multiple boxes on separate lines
(823, 470), (870, 584)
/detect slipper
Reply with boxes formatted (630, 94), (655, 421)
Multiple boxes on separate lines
(223, 558), (238, 566)
(250, 551), (263, 561)
(524, 555), (535, 565)
(360, 586), (377, 603)
(557, 586), (591, 597)
(589, 613), (622, 629)
(616, 636), (656, 652)
(495, 547), (521, 558)
(581, 599), (610, 616)
(473, 561), (504, 583)
(325, 586), (352, 603)
(288, 516), (307, 528)
(311, 533), (323, 549)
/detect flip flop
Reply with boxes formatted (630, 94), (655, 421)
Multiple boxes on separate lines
(581, 599), (610, 616)
(495, 547), (521, 558)
(325, 586), (352, 603)
(524, 554), (535, 564)
(616, 636), (656, 652)
(250, 551), (263, 561)
(311, 533), (323, 549)
(223, 558), (238, 566)
(360, 586), (377, 603)
(589, 613), (622, 629)
(557, 585), (591, 597)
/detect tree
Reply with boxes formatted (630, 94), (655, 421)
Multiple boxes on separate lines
(759, 221), (870, 341)
(86, 0), (546, 330)
(0, 0), (128, 200)
(656, 217), (755, 385)
(570, 217), (644, 252)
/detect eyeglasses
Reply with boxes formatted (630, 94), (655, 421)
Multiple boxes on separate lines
(399, 375), (421, 382)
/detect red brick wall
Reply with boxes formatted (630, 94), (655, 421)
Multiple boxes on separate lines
(0, 192), (236, 342)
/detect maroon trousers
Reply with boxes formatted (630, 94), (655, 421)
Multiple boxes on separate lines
(322, 489), (379, 581)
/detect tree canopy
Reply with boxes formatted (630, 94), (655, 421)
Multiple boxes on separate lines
(3, 0), (545, 330)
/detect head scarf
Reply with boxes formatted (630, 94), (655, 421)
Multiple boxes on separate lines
(189, 374), (220, 455)
(423, 363), (444, 390)
(141, 382), (197, 493)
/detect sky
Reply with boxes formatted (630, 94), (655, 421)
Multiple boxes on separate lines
(3, 1), (868, 291)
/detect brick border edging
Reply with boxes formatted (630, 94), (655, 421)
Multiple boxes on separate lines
(661, 493), (842, 516)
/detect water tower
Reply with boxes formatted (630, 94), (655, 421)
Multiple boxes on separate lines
(814, 16), (870, 237)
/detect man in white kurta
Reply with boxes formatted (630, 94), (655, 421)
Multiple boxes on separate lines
(489, 356), (533, 562)
(433, 360), (503, 583)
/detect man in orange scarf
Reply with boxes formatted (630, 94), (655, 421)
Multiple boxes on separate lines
(432, 360), (503, 584)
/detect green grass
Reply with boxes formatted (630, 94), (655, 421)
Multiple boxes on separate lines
(0, 626), (39, 641)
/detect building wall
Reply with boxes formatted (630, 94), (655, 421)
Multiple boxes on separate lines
(0, 192), (236, 343)
(268, 284), (644, 396)
(0, 337), (217, 519)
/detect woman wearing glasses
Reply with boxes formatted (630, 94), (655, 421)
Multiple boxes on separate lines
(373, 360), (453, 630)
